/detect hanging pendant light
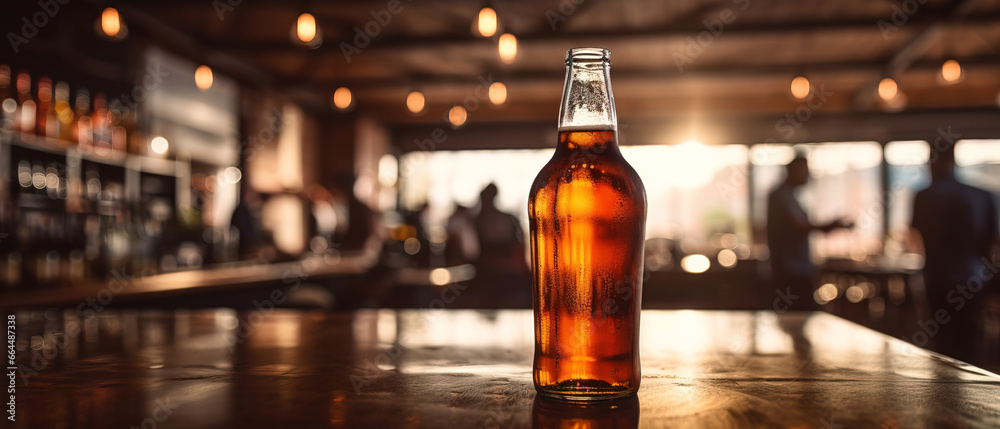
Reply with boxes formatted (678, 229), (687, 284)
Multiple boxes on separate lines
(478, 7), (497, 37)
(790, 76), (810, 99)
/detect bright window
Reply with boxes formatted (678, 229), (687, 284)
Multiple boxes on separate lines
(399, 144), (751, 249)
(750, 142), (883, 261)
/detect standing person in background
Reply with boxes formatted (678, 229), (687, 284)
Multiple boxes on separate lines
(305, 184), (339, 254)
(475, 183), (531, 307)
(445, 204), (477, 266)
(230, 187), (269, 261)
(332, 176), (382, 255)
(767, 155), (853, 310)
(911, 143), (999, 364)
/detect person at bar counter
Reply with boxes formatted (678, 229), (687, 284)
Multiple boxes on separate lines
(910, 142), (999, 363)
(767, 155), (853, 310)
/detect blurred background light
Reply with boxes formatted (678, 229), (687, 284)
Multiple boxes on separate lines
(790, 75), (810, 99)
(406, 91), (425, 114)
(878, 77), (898, 101)
(101, 8), (121, 37)
(489, 82), (507, 105)
(680, 254), (710, 274)
(150, 136), (169, 155)
(333, 87), (353, 111)
(477, 7), (497, 37)
(448, 105), (468, 127)
(194, 65), (213, 91)
(940, 59), (963, 83)
(498, 33), (517, 64)
(296, 13), (317, 43)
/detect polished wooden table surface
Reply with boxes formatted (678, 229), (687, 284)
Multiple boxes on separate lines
(8, 309), (1000, 428)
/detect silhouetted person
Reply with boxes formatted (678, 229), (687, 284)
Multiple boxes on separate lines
(332, 177), (380, 254)
(767, 156), (852, 310)
(911, 143), (999, 363)
(230, 188), (267, 260)
(475, 184), (531, 307)
(403, 202), (432, 268)
(445, 204), (477, 266)
(305, 184), (339, 253)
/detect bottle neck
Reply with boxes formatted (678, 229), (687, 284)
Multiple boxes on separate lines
(557, 50), (617, 134)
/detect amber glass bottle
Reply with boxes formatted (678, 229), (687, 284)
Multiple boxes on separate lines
(528, 48), (646, 400)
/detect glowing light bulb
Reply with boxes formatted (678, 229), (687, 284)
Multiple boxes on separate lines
(297, 13), (316, 43)
(680, 254), (710, 274)
(477, 7), (497, 37)
(101, 8), (121, 37)
(941, 59), (962, 83)
(448, 105), (467, 127)
(878, 77), (897, 101)
(195, 65), (213, 91)
(150, 136), (169, 155)
(333, 87), (352, 110)
(717, 249), (737, 268)
(429, 268), (451, 285)
(498, 33), (517, 64)
(489, 82), (507, 105)
(406, 91), (425, 114)
(790, 75), (810, 99)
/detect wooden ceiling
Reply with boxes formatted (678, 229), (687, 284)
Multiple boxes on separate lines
(123, 0), (1000, 142)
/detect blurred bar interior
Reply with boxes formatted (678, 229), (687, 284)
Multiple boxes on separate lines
(1, 0), (998, 370)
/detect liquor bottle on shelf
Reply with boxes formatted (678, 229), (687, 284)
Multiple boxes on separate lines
(17, 160), (31, 189)
(54, 81), (74, 141)
(15, 71), (34, 135)
(85, 168), (101, 203)
(74, 88), (93, 151)
(36, 77), (54, 138)
(122, 106), (143, 155)
(0, 250), (21, 289)
(0, 65), (14, 132)
(30, 160), (45, 195)
(91, 93), (112, 155)
(109, 102), (126, 154)
(35, 213), (62, 287)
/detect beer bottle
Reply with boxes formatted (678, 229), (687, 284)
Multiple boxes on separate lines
(0, 65), (14, 132)
(528, 48), (646, 400)
(36, 77), (53, 138)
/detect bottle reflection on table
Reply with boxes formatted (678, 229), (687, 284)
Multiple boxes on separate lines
(532, 394), (639, 429)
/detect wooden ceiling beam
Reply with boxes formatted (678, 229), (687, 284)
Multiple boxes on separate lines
(852, 0), (991, 109)
(392, 107), (1000, 151)
(202, 12), (1000, 55)
(291, 55), (1000, 91)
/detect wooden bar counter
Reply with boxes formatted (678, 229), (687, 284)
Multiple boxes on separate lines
(6, 309), (1000, 428)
